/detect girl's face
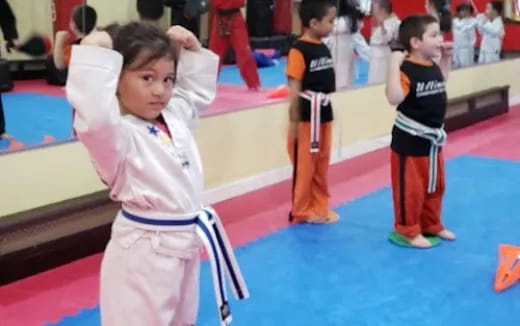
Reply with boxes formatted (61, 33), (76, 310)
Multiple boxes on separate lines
(117, 55), (176, 121)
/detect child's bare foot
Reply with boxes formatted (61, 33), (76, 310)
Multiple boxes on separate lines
(0, 133), (14, 140)
(326, 210), (340, 223)
(404, 234), (432, 248)
(436, 229), (456, 240)
(307, 211), (339, 224)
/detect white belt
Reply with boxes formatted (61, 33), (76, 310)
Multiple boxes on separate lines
(121, 207), (249, 326)
(394, 112), (447, 193)
(300, 90), (330, 153)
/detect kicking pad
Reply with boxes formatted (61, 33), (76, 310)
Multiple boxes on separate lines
(388, 231), (441, 248)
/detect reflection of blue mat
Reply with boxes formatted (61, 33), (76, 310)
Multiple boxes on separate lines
(1, 60), (369, 152)
(48, 155), (520, 326)
(0, 93), (72, 150)
(218, 58), (369, 88)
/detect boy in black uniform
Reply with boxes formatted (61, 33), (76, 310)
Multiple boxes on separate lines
(386, 14), (456, 248)
(0, 0), (19, 139)
(286, 0), (339, 224)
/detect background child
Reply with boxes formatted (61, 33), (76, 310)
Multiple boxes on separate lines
(477, 1), (505, 64)
(209, 0), (261, 91)
(426, 0), (453, 34)
(286, 0), (339, 224)
(66, 22), (247, 325)
(53, 4), (98, 71)
(325, 0), (368, 89)
(453, 3), (477, 68)
(367, 0), (401, 84)
(385, 14), (456, 248)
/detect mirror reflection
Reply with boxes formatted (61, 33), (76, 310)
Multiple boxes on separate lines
(0, 0), (518, 154)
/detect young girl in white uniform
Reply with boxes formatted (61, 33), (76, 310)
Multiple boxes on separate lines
(453, 3), (477, 68)
(66, 22), (248, 326)
(477, 1), (505, 64)
(367, 0), (400, 84)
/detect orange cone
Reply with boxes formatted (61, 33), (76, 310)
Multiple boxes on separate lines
(43, 135), (56, 143)
(8, 140), (24, 150)
(494, 244), (520, 292)
(267, 85), (289, 99)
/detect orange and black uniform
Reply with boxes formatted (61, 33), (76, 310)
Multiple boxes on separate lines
(286, 38), (335, 222)
(391, 58), (447, 237)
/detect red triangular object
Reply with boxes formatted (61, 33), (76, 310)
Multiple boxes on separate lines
(494, 244), (520, 292)
(266, 85), (289, 99)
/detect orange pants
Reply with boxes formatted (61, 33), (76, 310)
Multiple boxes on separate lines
(391, 150), (445, 237)
(287, 122), (332, 220)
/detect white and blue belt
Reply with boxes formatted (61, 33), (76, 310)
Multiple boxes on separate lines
(300, 90), (330, 153)
(121, 207), (249, 326)
(394, 112), (447, 193)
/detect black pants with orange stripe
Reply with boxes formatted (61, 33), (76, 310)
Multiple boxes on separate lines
(287, 121), (332, 220)
(391, 150), (445, 237)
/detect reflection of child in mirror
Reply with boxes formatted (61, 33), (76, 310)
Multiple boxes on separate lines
(452, 3), (477, 68)
(367, 0), (401, 84)
(53, 5), (97, 70)
(477, 1), (505, 64)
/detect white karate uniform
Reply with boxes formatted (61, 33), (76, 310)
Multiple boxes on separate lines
(367, 15), (401, 84)
(67, 45), (244, 326)
(452, 17), (477, 68)
(477, 14), (505, 64)
(324, 16), (371, 89)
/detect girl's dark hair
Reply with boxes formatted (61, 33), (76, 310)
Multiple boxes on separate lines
(429, 0), (452, 32)
(337, 0), (365, 33)
(101, 21), (178, 70)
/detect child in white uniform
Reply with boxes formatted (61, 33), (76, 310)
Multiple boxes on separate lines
(477, 1), (505, 64)
(325, 0), (369, 89)
(66, 22), (248, 326)
(367, 0), (400, 84)
(453, 3), (477, 68)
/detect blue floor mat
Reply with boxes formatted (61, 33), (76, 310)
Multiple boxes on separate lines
(0, 93), (72, 150)
(48, 155), (520, 326)
(1, 60), (369, 152)
(218, 58), (369, 88)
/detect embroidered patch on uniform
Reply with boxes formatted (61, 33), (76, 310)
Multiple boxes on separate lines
(160, 133), (171, 145)
(148, 126), (159, 136)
